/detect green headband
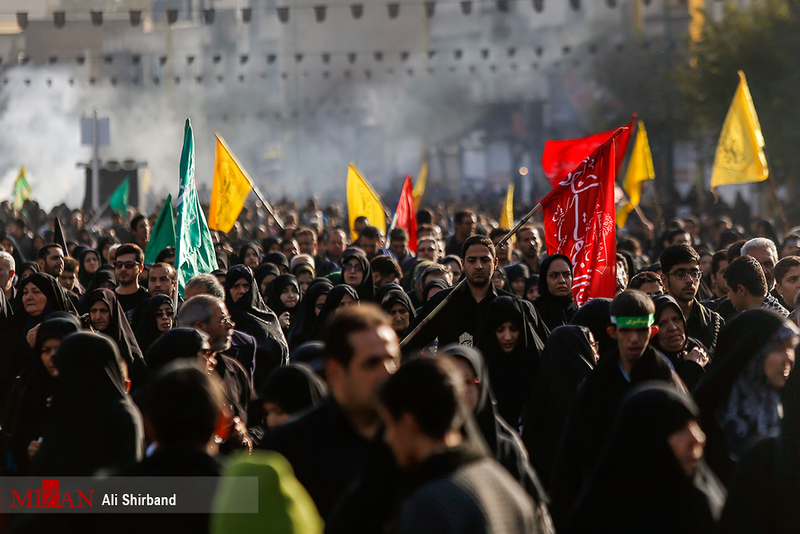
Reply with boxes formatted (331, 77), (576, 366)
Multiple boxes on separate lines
(610, 314), (655, 328)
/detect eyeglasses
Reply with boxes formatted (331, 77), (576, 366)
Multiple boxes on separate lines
(115, 261), (141, 270)
(343, 263), (363, 272)
(214, 314), (234, 326)
(156, 310), (175, 318)
(667, 269), (702, 281)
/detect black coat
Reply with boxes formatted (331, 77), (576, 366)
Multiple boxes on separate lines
(257, 396), (374, 520)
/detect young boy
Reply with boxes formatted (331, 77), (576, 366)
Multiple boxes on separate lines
(549, 290), (680, 531)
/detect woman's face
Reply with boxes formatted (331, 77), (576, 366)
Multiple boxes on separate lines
(84, 252), (100, 274)
(89, 301), (111, 332)
(763, 339), (796, 389)
(40, 338), (61, 377)
(546, 259), (572, 297)
(668, 420), (706, 477)
(343, 258), (364, 287)
(445, 262), (462, 282)
(656, 306), (685, 353)
(338, 293), (356, 308)
(1, 238), (14, 253)
(230, 278), (251, 303)
(156, 302), (174, 332)
(495, 320), (521, 353)
(297, 272), (313, 293)
(280, 284), (300, 310)
(526, 284), (539, 301)
(243, 248), (260, 269)
(388, 302), (410, 335)
(510, 277), (526, 297)
(315, 294), (327, 316)
(451, 357), (480, 413)
(491, 270), (505, 290)
(22, 282), (47, 317)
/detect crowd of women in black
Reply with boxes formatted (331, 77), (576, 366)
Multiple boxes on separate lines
(1, 197), (800, 533)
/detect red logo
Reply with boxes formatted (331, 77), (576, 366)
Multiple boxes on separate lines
(11, 479), (93, 508)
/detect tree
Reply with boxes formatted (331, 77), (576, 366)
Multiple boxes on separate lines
(678, 0), (800, 200)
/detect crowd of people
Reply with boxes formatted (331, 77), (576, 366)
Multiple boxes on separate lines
(1, 193), (800, 533)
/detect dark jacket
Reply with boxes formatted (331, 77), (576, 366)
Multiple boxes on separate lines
(393, 445), (544, 534)
(257, 396), (374, 520)
(686, 299), (725, 359)
(548, 345), (680, 531)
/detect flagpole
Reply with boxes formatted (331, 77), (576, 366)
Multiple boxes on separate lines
(766, 169), (789, 234)
(215, 133), (285, 230)
(400, 201), (543, 349)
(617, 186), (654, 231)
(85, 198), (112, 230)
(349, 161), (394, 225)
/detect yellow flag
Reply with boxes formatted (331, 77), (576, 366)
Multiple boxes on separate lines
(711, 71), (769, 191)
(412, 160), (427, 209)
(617, 121), (655, 227)
(208, 134), (254, 233)
(499, 183), (514, 240)
(346, 163), (386, 241)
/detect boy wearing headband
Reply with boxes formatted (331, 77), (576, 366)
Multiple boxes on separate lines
(549, 290), (682, 532)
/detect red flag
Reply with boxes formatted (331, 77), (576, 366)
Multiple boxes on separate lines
(541, 129), (623, 306)
(541, 115), (636, 188)
(395, 175), (418, 253)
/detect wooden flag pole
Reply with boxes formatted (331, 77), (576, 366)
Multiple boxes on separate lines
(766, 170), (789, 234)
(400, 201), (543, 349)
(215, 133), (285, 230)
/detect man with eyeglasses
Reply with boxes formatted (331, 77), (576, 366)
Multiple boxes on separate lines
(660, 244), (724, 358)
(114, 243), (150, 326)
(415, 236), (440, 262)
(177, 294), (255, 428)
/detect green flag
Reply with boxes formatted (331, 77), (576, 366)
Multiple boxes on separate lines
(109, 178), (129, 214)
(144, 194), (177, 264)
(12, 166), (31, 209)
(175, 119), (217, 298)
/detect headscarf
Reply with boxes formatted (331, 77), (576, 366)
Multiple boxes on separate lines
(80, 268), (119, 310)
(479, 296), (544, 427)
(650, 295), (708, 387)
(422, 278), (449, 304)
(77, 248), (102, 289)
(439, 344), (549, 502)
(2, 313), (82, 474)
(134, 294), (174, 356)
(694, 308), (799, 479)
(255, 263), (281, 294)
(339, 248), (375, 302)
(524, 275), (539, 303)
(380, 289), (417, 320)
(224, 265), (289, 377)
(569, 297), (615, 360)
(534, 254), (578, 331)
(307, 284), (359, 341)
(292, 263), (315, 282)
(0, 232), (24, 266)
(263, 252), (290, 273)
(211, 451), (324, 534)
(16, 261), (40, 281)
(257, 363), (328, 418)
(238, 241), (264, 267)
(375, 282), (404, 303)
(287, 278), (333, 352)
(524, 325), (595, 484)
(504, 263), (530, 296)
(571, 383), (725, 533)
(16, 272), (78, 335)
(83, 288), (148, 389)
(265, 274), (302, 318)
(441, 255), (463, 283)
(144, 327), (207, 375)
(33, 332), (144, 476)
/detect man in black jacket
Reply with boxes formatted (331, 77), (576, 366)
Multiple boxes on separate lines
(379, 356), (543, 533)
(258, 304), (401, 520)
(403, 235), (546, 354)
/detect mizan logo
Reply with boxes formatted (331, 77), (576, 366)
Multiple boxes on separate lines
(11, 479), (93, 509)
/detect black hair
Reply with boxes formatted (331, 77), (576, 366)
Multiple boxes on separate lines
(609, 290), (655, 323)
(323, 304), (392, 367)
(775, 256), (800, 286)
(461, 234), (494, 259)
(724, 255), (768, 298)
(145, 361), (225, 448)
(130, 214), (147, 232)
(659, 244), (700, 274)
(711, 250), (728, 276)
(628, 271), (661, 290)
(379, 356), (465, 439)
